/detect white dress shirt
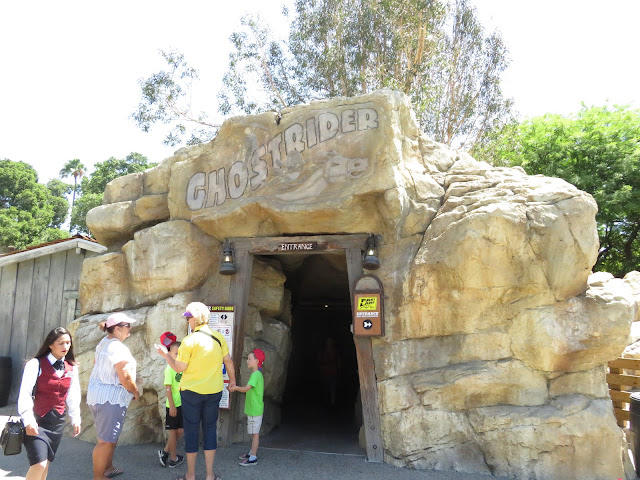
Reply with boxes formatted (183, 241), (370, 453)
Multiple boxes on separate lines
(18, 353), (81, 428)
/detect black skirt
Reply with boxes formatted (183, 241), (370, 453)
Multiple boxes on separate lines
(23, 409), (66, 465)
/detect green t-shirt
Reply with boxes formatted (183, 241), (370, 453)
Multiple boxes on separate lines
(244, 370), (264, 416)
(164, 364), (182, 408)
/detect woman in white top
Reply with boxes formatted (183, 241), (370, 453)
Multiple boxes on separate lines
(86, 312), (139, 480)
(18, 326), (81, 480)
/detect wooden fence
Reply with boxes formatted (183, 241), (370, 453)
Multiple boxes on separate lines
(607, 357), (640, 428)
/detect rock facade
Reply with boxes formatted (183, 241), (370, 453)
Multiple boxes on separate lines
(73, 89), (640, 479)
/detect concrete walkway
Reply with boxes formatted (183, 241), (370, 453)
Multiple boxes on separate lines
(0, 407), (509, 480)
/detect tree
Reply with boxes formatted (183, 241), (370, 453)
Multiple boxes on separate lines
(131, 50), (218, 147)
(134, 0), (514, 151)
(70, 153), (157, 234)
(0, 159), (69, 250)
(59, 159), (86, 209)
(488, 105), (640, 276)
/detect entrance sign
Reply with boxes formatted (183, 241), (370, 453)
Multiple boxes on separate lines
(208, 305), (235, 409)
(278, 242), (318, 251)
(353, 275), (385, 336)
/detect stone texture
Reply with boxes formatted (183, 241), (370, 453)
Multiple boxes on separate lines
(468, 397), (627, 480)
(132, 194), (170, 223)
(509, 276), (635, 372)
(104, 172), (144, 204)
(79, 252), (130, 314)
(122, 220), (218, 306)
(77, 89), (639, 480)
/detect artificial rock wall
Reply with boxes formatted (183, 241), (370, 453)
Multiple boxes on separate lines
(72, 89), (640, 479)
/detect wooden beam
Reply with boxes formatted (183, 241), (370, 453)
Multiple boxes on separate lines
(346, 247), (384, 462)
(218, 249), (254, 447)
(608, 358), (640, 370)
(609, 389), (632, 403)
(0, 238), (106, 267)
(607, 373), (640, 390)
(614, 408), (630, 424)
(229, 234), (370, 254)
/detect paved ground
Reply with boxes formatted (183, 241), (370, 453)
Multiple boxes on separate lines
(0, 405), (509, 480)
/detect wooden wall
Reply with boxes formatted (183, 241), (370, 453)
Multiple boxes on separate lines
(0, 248), (94, 402)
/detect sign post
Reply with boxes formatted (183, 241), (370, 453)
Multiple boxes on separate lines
(352, 275), (384, 337)
(208, 305), (235, 409)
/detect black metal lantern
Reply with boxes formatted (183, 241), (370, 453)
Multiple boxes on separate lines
(362, 234), (381, 270)
(219, 240), (237, 275)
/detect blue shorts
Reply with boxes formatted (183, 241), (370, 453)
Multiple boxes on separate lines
(89, 402), (128, 443)
(180, 389), (222, 453)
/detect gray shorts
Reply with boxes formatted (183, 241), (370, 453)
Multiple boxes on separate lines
(247, 415), (262, 435)
(89, 402), (128, 443)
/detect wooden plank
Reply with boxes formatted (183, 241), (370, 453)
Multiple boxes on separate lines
(614, 408), (630, 423)
(346, 247), (383, 462)
(44, 251), (66, 333)
(61, 249), (84, 325)
(0, 263), (18, 356)
(0, 238), (106, 267)
(219, 249), (254, 447)
(8, 259), (35, 402)
(26, 255), (51, 357)
(608, 365), (626, 427)
(230, 234), (370, 255)
(609, 389), (632, 403)
(609, 358), (640, 370)
(606, 373), (640, 390)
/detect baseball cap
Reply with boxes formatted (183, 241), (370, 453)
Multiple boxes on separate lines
(105, 312), (137, 328)
(182, 311), (193, 318)
(160, 332), (177, 347)
(252, 348), (265, 368)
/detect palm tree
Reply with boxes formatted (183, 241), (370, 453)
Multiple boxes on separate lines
(59, 159), (86, 210)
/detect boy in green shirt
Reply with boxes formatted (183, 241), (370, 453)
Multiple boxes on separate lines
(230, 348), (265, 466)
(158, 334), (184, 468)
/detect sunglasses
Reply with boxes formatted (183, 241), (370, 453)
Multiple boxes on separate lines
(116, 323), (131, 329)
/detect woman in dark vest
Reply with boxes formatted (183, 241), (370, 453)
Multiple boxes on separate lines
(17, 326), (81, 480)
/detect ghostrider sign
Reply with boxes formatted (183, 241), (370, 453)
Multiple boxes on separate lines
(185, 104), (379, 210)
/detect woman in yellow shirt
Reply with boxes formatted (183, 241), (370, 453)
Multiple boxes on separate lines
(156, 302), (236, 480)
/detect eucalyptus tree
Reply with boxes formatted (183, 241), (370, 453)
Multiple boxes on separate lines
(134, 0), (514, 150)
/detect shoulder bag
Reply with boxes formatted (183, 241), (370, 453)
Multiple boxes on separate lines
(1, 417), (24, 456)
(2, 362), (41, 455)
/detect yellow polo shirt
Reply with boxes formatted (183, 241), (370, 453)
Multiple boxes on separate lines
(176, 325), (229, 394)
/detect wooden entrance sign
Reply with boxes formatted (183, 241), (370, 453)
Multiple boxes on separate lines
(353, 275), (384, 336)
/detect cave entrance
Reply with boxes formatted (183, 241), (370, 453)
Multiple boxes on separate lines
(264, 253), (362, 454)
(218, 234), (383, 462)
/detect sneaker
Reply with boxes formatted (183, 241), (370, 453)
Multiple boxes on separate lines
(168, 454), (184, 468)
(158, 449), (169, 467)
(239, 457), (258, 466)
(238, 453), (250, 460)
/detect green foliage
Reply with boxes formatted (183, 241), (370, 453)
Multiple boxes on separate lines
(0, 159), (70, 250)
(488, 105), (640, 276)
(59, 158), (86, 209)
(70, 193), (102, 235)
(218, 0), (513, 149)
(46, 179), (72, 227)
(134, 0), (513, 151)
(131, 50), (218, 147)
(80, 152), (156, 195)
(70, 153), (157, 235)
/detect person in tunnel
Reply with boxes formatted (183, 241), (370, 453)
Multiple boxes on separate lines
(316, 336), (341, 408)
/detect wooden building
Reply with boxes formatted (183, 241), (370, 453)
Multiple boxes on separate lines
(0, 235), (106, 402)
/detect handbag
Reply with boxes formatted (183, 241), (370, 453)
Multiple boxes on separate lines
(1, 417), (25, 455)
(1, 361), (41, 455)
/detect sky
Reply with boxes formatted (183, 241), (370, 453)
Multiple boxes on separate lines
(1, 0), (639, 185)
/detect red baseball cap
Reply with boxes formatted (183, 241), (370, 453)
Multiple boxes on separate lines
(252, 348), (265, 368)
(160, 332), (177, 347)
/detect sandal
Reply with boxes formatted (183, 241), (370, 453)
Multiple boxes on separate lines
(105, 468), (124, 478)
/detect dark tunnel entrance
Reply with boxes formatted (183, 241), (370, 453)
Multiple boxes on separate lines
(261, 253), (363, 454)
